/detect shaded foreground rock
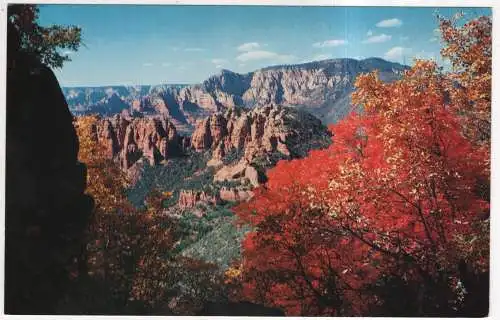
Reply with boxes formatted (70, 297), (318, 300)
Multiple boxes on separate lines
(6, 22), (93, 314)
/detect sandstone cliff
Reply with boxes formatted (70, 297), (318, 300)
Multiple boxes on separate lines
(188, 104), (331, 192)
(64, 58), (407, 127)
(93, 114), (186, 169)
(190, 104), (330, 165)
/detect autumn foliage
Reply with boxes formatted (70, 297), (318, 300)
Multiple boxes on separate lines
(439, 14), (491, 145)
(70, 115), (151, 311)
(232, 15), (490, 316)
(69, 116), (227, 314)
(66, 13), (490, 317)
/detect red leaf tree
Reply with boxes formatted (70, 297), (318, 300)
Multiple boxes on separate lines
(232, 15), (490, 317)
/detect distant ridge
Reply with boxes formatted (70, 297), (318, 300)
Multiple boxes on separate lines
(63, 57), (408, 128)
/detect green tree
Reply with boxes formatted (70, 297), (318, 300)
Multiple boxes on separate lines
(8, 4), (82, 68)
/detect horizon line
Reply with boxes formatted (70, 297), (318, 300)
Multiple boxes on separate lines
(60, 56), (413, 88)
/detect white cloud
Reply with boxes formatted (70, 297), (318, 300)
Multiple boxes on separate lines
(429, 37), (439, 42)
(313, 54), (332, 61)
(237, 50), (275, 61)
(161, 62), (171, 67)
(400, 36), (409, 41)
(367, 30), (373, 36)
(184, 47), (205, 52)
(215, 65), (223, 69)
(236, 50), (295, 63)
(312, 39), (347, 48)
(376, 18), (403, 28)
(362, 33), (392, 44)
(384, 46), (410, 61)
(211, 58), (228, 64)
(237, 42), (261, 52)
(238, 63), (246, 67)
(143, 62), (153, 67)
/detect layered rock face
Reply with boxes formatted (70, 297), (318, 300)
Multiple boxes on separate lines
(85, 103), (330, 212)
(190, 104), (329, 164)
(94, 114), (185, 169)
(189, 104), (330, 190)
(239, 58), (406, 123)
(63, 58), (407, 126)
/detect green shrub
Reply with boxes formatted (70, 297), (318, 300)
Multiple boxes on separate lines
(126, 151), (211, 207)
(222, 148), (244, 165)
(180, 215), (251, 269)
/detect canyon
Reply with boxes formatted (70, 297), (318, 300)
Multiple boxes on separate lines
(64, 57), (407, 129)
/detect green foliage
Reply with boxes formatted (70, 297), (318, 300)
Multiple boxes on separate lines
(287, 130), (332, 158)
(204, 206), (233, 221)
(250, 151), (289, 173)
(181, 215), (252, 269)
(172, 217), (212, 255)
(8, 4), (83, 69)
(213, 179), (243, 192)
(170, 203), (250, 270)
(222, 148), (244, 165)
(181, 167), (217, 194)
(127, 151), (211, 207)
(250, 131), (331, 175)
(172, 205), (235, 255)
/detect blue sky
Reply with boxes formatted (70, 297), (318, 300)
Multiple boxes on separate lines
(38, 5), (491, 87)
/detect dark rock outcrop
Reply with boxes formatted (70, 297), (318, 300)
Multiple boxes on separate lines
(6, 21), (93, 314)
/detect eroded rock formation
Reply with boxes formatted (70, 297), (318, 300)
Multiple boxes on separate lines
(190, 104), (330, 187)
(64, 58), (407, 126)
(178, 189), (221, 209)
(93, 114), (186, 169)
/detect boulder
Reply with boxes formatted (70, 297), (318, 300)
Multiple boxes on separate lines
(244, 165), (260, 187)
(214, 162), (248, 182)
(219, 187), (254, 202)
